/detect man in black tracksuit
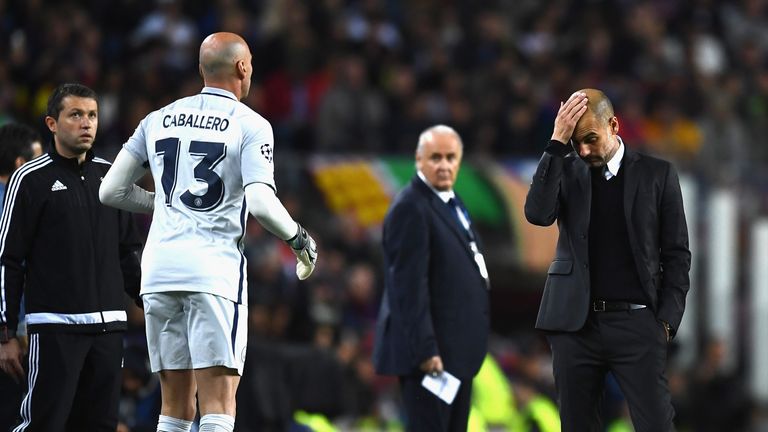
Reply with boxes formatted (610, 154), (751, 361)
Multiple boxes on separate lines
(0, 83), (142, 431)
(0, 122), (43, 432)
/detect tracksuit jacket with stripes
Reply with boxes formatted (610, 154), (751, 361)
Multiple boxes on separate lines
(0, 146), (142, 336)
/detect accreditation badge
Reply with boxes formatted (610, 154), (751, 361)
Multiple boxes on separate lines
(469, 241), (489, 280)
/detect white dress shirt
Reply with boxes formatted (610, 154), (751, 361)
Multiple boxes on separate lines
(603, 136), (626, 180)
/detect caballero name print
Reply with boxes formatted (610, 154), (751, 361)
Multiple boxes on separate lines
(163, 113), (229, 131)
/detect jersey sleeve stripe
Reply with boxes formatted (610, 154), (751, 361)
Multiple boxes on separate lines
(1, 266), (5, 324)
(236, 197), (247, 305)
(230, 301), (239, 355)
(0, 156), (52, 255)
(0, 156), (52, 322)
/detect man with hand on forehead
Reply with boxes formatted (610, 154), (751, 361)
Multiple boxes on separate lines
(525, 89), (691, 432)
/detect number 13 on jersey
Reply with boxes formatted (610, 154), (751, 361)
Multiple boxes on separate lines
(155, 137), (227, 212)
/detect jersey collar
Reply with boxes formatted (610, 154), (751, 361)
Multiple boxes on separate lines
(48, 139), (95, 170)
(200, 87), (238, 101)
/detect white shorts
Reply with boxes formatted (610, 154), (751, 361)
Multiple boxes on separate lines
(143, 292), (248, 375)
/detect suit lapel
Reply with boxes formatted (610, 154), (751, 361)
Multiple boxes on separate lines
(574, 158), (591, 221)
(576, 160), (589, 192)
(622, 147), (641, 227)
(413, 177), (490, 288)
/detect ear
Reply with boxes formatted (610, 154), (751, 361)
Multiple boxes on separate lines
(609, 116), (619, 134)
(44, 116), (57, 134)
(14, 156), (25, 170)
(236, 60), (247, 79)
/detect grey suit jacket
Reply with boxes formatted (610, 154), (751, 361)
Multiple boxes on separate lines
(524, 141), (691, 333)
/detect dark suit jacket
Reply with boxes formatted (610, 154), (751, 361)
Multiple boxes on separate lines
(373, 176), (489, 379)
(524, 141), (691, 333)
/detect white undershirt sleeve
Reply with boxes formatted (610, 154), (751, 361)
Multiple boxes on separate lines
(244, 182), (298, 241)
(99, 148), (155, 214)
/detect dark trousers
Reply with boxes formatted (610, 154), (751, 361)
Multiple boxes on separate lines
(0, 371), (25, 432)
(13, 331), (123, 432)
(546, 307), (674, 432)
(399, 373), (473, 432)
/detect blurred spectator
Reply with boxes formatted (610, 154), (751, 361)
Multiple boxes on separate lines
(131, 0), (197, 72)
(316, 54), (387, 152)
(642, 97), (703, 167)
(340, 263), (379, 333)
(696, 86), (750, 185)
(2, 0), (764, 171)
(0, 121), (42, 432)
(689, 339), (753, 432)
(118, 344), (161, 432)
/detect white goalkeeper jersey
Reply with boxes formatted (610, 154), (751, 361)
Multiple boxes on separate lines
(123, 87), (276, 304)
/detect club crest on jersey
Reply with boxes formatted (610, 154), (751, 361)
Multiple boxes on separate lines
(260, 144), (273, 163)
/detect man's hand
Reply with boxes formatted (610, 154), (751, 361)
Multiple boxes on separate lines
(0, 338), (25, 383)
(287, 223), (317, 280)
(551, 91), (589, 144)
(420, 355), (444, 377)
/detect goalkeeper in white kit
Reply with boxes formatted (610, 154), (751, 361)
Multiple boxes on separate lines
(99, 32), (317, 432)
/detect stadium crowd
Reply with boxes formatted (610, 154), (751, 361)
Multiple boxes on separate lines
(1, 0), (767, 430)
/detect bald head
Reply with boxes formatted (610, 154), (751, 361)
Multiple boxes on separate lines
(571, 88), (620, 168)
(199, 32), (249, 78)
(577, 88), (614, 125)
(198, 32), (253, 99)
(416, 125), (463, 155)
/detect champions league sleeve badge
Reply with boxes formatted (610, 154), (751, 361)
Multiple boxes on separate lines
(260, 144), (273, 163)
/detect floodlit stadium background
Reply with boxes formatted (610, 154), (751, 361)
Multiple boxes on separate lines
(2, 0), (767, 430)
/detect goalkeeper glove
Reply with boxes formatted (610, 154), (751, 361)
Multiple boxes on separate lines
(286, 223), (317, 280)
